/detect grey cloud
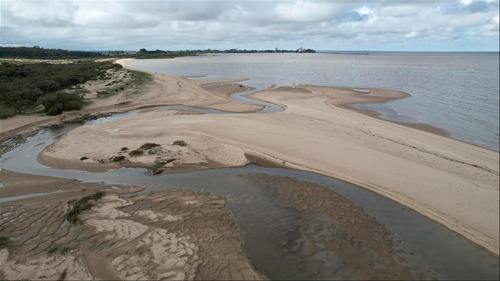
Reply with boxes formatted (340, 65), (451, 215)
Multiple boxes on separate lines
(0, 0), (498, 51)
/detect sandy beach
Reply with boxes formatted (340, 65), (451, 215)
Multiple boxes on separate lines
(30, 59), (499, 256)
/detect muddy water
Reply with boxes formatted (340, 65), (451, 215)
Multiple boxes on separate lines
(0, 109), (499, 280)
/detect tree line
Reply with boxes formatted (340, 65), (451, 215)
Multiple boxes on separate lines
(0, 46), (316, 60)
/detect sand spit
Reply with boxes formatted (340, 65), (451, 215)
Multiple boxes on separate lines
(0, 174), (262, 280)
(41, 80), (500, 254)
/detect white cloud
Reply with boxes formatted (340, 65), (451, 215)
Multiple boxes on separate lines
(0, 0), (498, 51)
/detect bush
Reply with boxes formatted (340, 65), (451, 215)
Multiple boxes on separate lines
(37, 92), (83, 115)
(112, 155), (126, 162)
(173, 140), (187, 147)
(66, 191), (105, 224)
(129, 149), (143, 157)
(0, 107), (16, 119)
(120, 147), (128, 152)
(140, 143), (160, 150)
(0, 237), (10, 249)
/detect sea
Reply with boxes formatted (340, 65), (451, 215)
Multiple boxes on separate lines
(127, 52), (500, 151)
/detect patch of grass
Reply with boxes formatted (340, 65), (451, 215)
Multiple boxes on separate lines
(66, 191), (105, 224)
(173, 140), (187, 147)
(121, 147), (129, 152)
(140, 142), (160, 150)
(129, 149), (143, 157)
(47, 246), (59, 255)
(150, 158), (176, 175)
(126, 70), (154, 96)
(0, 237), (11, 249)
(60, 247), (71, 255)
(86, 190), (105, 201)
(112, 155), (126, 162)
(80, 156), (88, 161)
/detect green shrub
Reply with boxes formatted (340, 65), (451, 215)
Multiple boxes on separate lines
(129, 149), (143, 157)
(120, 147), (129, 152)
(37, 92), (83, 115)
(112, 155), (126, 162)
(173, 140), (187, 147)
(0, 107), (16, 119)
(0, 237), (10, 249)
(66, 191), (105, 224)
(47, 246), (59, 255)
(80, 156), (88, 161)
(140, 143), (160, 150)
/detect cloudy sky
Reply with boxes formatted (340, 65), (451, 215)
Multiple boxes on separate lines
(1, 0), (499, 51)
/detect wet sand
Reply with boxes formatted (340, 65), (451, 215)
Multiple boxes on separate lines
(242, 173), (435, 280)
(0, 170), (262, 280)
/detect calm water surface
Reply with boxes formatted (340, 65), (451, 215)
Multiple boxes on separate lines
(127, 52), (500, 150)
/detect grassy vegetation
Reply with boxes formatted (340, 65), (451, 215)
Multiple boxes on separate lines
(0, 237), (10, 249)
(151, 158), (176, 174)
(121, 147), (129, 152)
(140, 143), (160, 150)
(173, 140), (187, 147)
(112, 155), (126, 162)
(129, 149), (144, 157)
(0, 60), (122, 118)
(80, 156), (88, 161)
(66, 191), (105, 224)
(125, 70), (154, 96)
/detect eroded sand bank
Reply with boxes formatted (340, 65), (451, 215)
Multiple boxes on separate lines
(39, 64), (499, 255)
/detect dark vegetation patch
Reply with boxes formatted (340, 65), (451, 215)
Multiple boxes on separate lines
(128, 149), (144, 157)
(80, 156), (88, 161)
(120, 147), (129, 152)
(140, 142), (160, 150)
(0, 237), (11, 249)
(173, 140), (187, 147)
(0, 60), (122, 118)
(112, 155), (126, 162)
(151, 158), (176, 175)
(66, 191), (105, 224)
(126, 70), (153, 95)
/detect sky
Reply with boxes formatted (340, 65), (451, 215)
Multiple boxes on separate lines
(1, 0), (499, 52)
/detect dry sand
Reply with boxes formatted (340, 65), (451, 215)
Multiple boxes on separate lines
(39, 68), (499, 255)
(0, 170), (262, 280)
